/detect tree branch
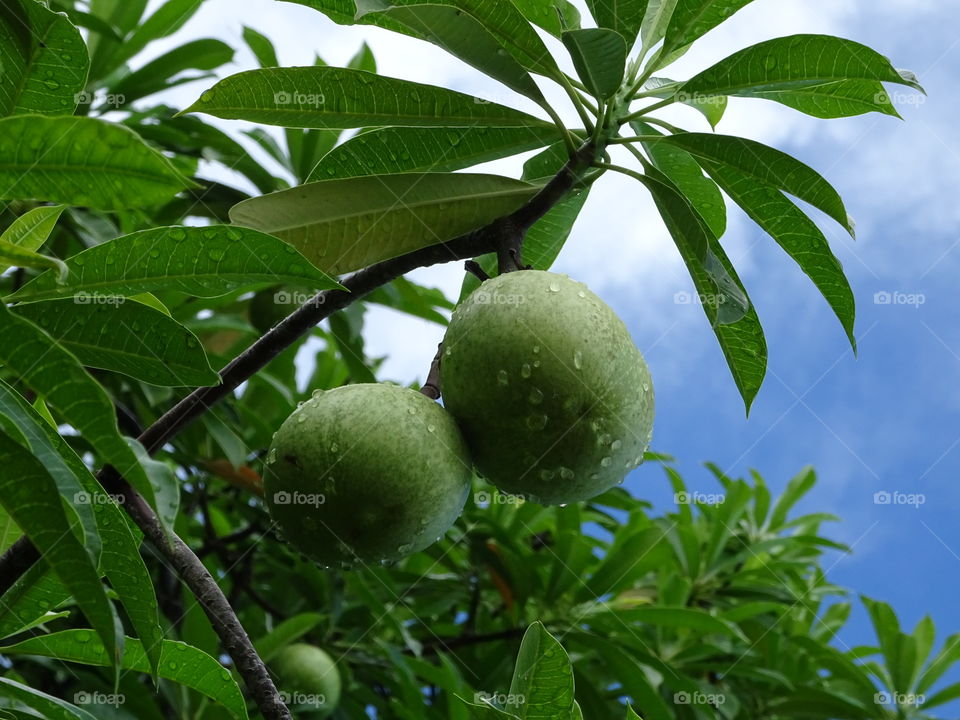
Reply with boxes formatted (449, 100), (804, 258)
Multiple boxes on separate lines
(0, 138), (598, 716)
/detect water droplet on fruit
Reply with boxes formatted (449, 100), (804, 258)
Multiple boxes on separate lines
(312, 389), (324, 399)
(548, 282), (560, 293)
(398, 544), (412, 554)
(611, 439), (622, 451)
(528, 388), (544, 405)
(526, 414), (548, 430)
(520, 363), (532, 378)
(266, 448), (277, 464)
(297, 414), (307, 424)
(427, 424), (436, 433)
(577, 290), (586, 298)
(573, 351), (583, 370)
(532, 345), (540, 354)
(539, 469), (555, 481)
(533, 360), (541, 368)
(330, 443), (339, 453)
(601, 457), (612, 468)
(559, 467), (574, 481)
(497, 370), (509, 385)
(642, 381), (651, 392)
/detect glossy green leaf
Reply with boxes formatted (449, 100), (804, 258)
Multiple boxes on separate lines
(0, 565), (72, 641)
(562, 28), (627, 100)
(0, 433), (119, 672)
(592, 605), (742, 636)
(0, 303), (162, 535)
(768, 466), (816, 529)
(639, 0), (678, 55)
(510, 0), (581, 38)
(700, 160), (856, 350)
(0, 238), (67, 280)
(0, 115), (194, 211)
(109, 39), (234, 103)
(185, 67), (551, 129)
(0, 205), (66, 275)
(9, 225), (341, 304)
(0, 379), (162, 677)
(586, 0), (648, 45)
(112, 0), (208, 67)
(242, 25), (279, 67)
(508, 622), (578, 719)
(646, 77), (727, 127)
(279, 0), (421, 31)
(308, 126), (559, 181)
(654, 132), (854, 235)
(743, 78), (901, 119)
(1, 631), (249, 719)
(0, 678), (97, 720)
(682, 35), (924, 100)
(0, 0), (89, 116)
(634, 122), (725, 237)
(230, 173), (540, 275)
(917, 634), (960, 694)
(355, 0), (546, 102)
(640, 169), (766, 410)
(12, 300), (219, 387)
(662, 0), (756, 56)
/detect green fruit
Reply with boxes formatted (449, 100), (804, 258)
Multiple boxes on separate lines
(271, 643), (341, 716)
(264, 383), (472, 567)
(440, 270), (654, 505)
(249, 285), (302, 334)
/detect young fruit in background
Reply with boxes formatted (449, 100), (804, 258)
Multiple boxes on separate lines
(264, 383), (472, 567)
(441, 270), (654, 505)
(270, 643), (341, 716)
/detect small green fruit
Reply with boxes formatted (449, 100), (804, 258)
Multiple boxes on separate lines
(441, 270), (654, 505)
(264, 383), (472, 566)
(271, 643), (341, 716)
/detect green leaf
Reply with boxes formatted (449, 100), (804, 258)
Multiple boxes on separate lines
(634, 122), (725, 238)
(562, 28), (627, 101)
(508, 622), (578, 719)
(741, 79), (901, 119)
(626, 708), (642, 719)
(699, 159), (856, 350)
(308, 126), (559, 181)
(0, 205), (66, 275)
(591, 605), (743, 636)
(109, 39), (234, 103)
(0, 565), (73, 641)
(768, 466), (815, 529)
(645, 77), (727, 127)
(662, 0), (756, 56)
(682, 35), (924, 100)
(1, 631), (249, 719)
(230, 173), (540, 275)
(253, 613), (325, 662)
(12, 299), (219, 387)
(0, 303), (162, 536)
(0, 677), (97, 720)
(0, 237), (67, 280)
(510, 0), (581, 38)
(355, 0), (546, 103)
(0, 433), (120, 672)
(0, 115), (194, 211)
(243, 25), (279, 67)
(639, 169), (766, 410)
(8, 225), (341, 304)
(111, 0), (207, 68)
(918, 635), (960, 694)
(0, 379), (163, 677)
(653, 132), (854, 236)
(185, 67), (551, 129)
(923, 681), (960, 710)
(639, 0), (678, 56)
(586, 0), (648, 46)
(0, 0), (89, 116)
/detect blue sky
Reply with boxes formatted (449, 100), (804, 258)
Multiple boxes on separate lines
(149, 0), (959, 705)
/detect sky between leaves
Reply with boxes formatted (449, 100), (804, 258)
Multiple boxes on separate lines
(133, 0), (960, 704)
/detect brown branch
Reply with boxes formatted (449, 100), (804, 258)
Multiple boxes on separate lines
(0, 138), (598, 716)
(420, 343), (443, 400)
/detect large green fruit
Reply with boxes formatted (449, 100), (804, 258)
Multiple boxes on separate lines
(264, 383), (471, 567)
(271, 643), (341, 716)
(441, 270), (654, 505)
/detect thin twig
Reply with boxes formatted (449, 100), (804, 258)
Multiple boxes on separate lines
(420, 344), (443, 401)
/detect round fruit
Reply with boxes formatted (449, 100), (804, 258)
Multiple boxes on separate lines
(271, 643), (341, 716)
(264, 383), (472, 567)
(440, 270), (654, 505)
